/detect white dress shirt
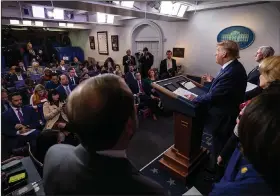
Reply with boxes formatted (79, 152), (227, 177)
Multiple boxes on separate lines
(17, 74), (23, 80)
(61, 65), (66, 71)
(166, 58), (172, 70)
(222, 59), (234, 70)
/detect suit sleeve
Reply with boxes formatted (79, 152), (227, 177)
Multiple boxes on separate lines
(43, 102), (61, 121)
(173, 59), (177, 72)
(244, 86), (262, 101)
(193, 73), (236, 105)
(122, 56), (126, 66)
(2, 113), (17, 136)
(159, 60), (164, 76)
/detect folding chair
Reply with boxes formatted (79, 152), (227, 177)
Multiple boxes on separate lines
(14, 80), (25, 90)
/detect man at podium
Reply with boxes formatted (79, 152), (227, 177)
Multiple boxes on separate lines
(185, 40), (247, 176)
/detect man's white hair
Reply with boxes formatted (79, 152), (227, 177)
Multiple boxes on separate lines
(259, 46), (275, 58)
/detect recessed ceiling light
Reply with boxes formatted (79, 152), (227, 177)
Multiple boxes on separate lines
(22, 20), (32, 25)
(32, 6), (45, 18)
(67, 23), (74, 27)
(35, 21), (44, 26)
(53, 8), (64, 20)
(107, 15), (114, 24)
(97, 12), (106, 23)
(177, 5), (188, 17)
(59, 22), (66, 27)
(121, 1), (134, 8)
(10, 20), (20, 25)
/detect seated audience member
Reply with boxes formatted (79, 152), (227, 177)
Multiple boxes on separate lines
(56, 74), (75, 101)
(217, 56), (280, 167)
(210, 92), (280, 195)
(57, 60), (69, 74)
(43, 75), (165, 195)
(50, 63), (58, 74)
(1, 88), (10, 113)
(125, 64), (136, 90)
(39, 68), (52, 85)
(123, 49), (136, 74)
(18, 61), (27, 72)
(132, 72), (159, 120)
(30, 84), (48, 109)
(2, 92), (40, 151)
(104, 57), (116, 70)
(10, 67), (27, 84)
(45, 73), (60, 90)
(68, 67), (79, 85)
(245, 46), (275, 100)
(43, 90), (68, 132)
(72, 56), (81, 67)
(115, 70), (123, 78)
(28, 61), (44, 75)
(159, 50), (177, 79)
(75, 62), (86, 77)
(79, 68), (90, 83)
(100, 66), (109, 74)
(114, 64), (123, 76)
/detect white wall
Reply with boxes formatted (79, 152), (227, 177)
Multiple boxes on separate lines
(69, 3), (280, 76)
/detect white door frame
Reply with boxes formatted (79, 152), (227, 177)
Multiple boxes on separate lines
(130, 20), (164, 65)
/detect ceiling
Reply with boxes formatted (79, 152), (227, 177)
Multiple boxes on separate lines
(1, 1), (268, 29)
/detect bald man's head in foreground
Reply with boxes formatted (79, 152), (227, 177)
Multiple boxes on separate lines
(67, 74), (137, 152)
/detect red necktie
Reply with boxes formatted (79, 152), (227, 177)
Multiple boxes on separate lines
(138, 81), (144, 93)
(17, 108), (24, 123)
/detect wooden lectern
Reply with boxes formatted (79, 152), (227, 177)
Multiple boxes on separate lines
(152, 75), (209, 178)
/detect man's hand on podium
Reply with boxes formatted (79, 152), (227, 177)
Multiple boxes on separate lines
(185, 94), (196, 101)
(202, 74), (213, 83)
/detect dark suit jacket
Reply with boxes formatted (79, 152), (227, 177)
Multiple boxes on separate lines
(159, 59), (177, 79)
(140, 53), (154, 78)
(247, 66), (260, 85)
(193, 59), (247, 137)
(123, 55), (136, 73)
(56, 84), (75, 101)
(43, 144), (165, 195)
(68, 76), (79, 86)
(130, 79), (149, 95)
(125, 72), (136, 90)
(9, 73), (27, 84)
(2, 106), (40, 137)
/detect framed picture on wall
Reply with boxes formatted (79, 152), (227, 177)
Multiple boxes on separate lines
(111, 35), (119, 51)
(97, 31), (109, 55)
(89, 36), (95, 50)
(173, 48), (185, 58)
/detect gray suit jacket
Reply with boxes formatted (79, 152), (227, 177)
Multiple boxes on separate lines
(43, 144), (166, 195)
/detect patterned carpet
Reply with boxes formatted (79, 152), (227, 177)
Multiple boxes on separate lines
(140, 132), (213, 195)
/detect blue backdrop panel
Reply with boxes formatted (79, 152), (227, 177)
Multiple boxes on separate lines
(54, 47), (84, 63)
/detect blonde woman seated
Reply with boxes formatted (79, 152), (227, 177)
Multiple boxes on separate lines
(28, 61), (44, 76)
(30, 84), (48, 109)
(114, 65), (123, 76)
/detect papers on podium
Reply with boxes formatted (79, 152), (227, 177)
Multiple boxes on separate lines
(180, 82), (196, 90)
(173, 87), (198, 99)
(17, 129), (37, 136)
(246, 82), (257, 92)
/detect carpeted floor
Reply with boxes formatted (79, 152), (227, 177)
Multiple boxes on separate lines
(127, 115), (215, 195)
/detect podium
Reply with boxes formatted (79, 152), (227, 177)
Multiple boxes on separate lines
(152, 75), (209, 178)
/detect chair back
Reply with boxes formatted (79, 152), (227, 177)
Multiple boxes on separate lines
(30, 74), (41, 82)
(15, 80), (25, 89)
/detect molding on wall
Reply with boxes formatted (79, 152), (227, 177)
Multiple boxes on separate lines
(130, 19), (163, 62)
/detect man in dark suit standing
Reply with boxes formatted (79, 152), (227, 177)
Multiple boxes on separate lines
(43, 75), (165, 195)
(125, 64), (136, 91)
(68, 67), (79, 86)
(159, 50), (177, 79)
(245, 46), (275, 100)
(123, 49), (136, 74)
(186, 40), (247, 175)
(2, 92), (40, 152)
(56, 74), (75, 101)
(139, 47), (154, 79)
